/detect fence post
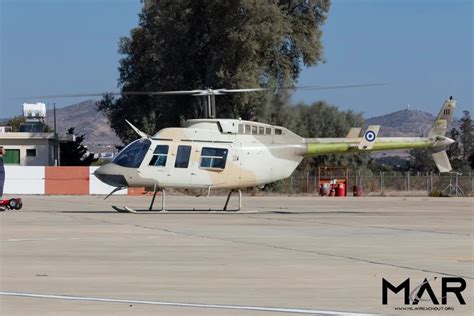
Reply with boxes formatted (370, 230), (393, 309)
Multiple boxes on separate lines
(426, 172), (429, 192)
(471, 172), (473, 194)
(380, 171), (384, 195)
(430, 171), (433, 193)
(405, 172), (409, 191)
(408, 172), (410, 191)
(306, 171), (309, 193)
(314, 170), (317, 194)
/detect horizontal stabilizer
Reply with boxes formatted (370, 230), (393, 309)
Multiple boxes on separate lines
(431, 150), (452, 173)
(346, 127), (361, 138)
(358, 125), (380, 150)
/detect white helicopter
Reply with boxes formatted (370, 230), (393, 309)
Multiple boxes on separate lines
(87, 87), (455, 213)
(28, 86), (456, 212)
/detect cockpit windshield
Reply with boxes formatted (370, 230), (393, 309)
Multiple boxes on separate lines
(112, 139), (151, 168)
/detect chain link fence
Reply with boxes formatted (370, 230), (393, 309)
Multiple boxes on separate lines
(269, 171), (473, 197)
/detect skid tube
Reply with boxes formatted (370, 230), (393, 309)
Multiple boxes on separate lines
(112, 186), (242, 213)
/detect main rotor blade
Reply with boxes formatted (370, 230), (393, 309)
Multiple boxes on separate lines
(285, 83), (388, 91)
(14, 90), (205, 100)
(13, 83), (387, 100)
(217, 88), (271, 93)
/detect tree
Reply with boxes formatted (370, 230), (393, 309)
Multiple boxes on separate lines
(292, 101), (368, 170)
(6, 116), (25, 132)
(459, 110), (472, 163)
(446, 127), (464, 170)
(260, 99), (368, 172)
(60, 128), (97, 166)
(6, 116), (53, 132)
(99, 0), (331, 144)
(409, 148), (436, 172)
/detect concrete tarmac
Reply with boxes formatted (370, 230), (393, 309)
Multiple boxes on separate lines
(0, 195), (473, 315)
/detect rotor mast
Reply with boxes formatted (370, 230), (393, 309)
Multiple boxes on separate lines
(204, 90), (217, 118)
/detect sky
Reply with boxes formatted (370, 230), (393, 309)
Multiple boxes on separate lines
(0, 0), (472, 119)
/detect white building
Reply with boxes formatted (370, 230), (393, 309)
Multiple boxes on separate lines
(1, 102), (77, 166)
(0, 132), (75, 166)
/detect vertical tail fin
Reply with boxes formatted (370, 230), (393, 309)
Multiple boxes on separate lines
(428, 97), (456, 173)
(428, 97), (456, 137)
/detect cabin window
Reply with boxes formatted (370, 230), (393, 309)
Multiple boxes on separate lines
(251, 125), (258, 134)
(175, 145), (192, 168)
(245, 124), (251, 134)
(265, 127), (272, 134)
(275, 128), (283, 135)
(149, 145), (169, 167)
(238, 124), (244, 134)
(258, 127), (264, 134)
(200, 147), (228, 169)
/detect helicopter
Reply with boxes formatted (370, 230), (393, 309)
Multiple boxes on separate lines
(89, 88), (455, 213)
(27, 86), (456, 212)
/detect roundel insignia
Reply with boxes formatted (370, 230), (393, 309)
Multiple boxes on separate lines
(364, 130), (376, 142)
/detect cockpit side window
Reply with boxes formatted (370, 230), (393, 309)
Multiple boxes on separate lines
(149, 145), (169, 167)
(112, 139), (151, 168)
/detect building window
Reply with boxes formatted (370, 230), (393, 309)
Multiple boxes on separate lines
(26, 149), (37, 157)
(149, 145), (169, 166)
(175, 145), (191, 168)
(275, 128), (283, 135)
(200, 147), (228, 169)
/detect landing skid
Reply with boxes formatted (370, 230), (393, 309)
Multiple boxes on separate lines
(112, 206), (137, 213)
(111, 188), (242, 213)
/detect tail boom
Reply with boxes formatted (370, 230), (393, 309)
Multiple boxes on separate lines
(305, 137), (434, 156)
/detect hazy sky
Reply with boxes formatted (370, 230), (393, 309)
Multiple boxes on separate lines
(1, 0), (472, 118)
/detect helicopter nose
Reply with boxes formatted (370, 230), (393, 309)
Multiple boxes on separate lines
(94, 163), (128, 187)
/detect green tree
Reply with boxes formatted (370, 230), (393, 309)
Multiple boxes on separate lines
(446, 127), (464, 170)
(6, 116), (53, 132)
(60, 128), (97, 166)
(292, 101), (368, 170)
(99, 0), (331, 143)
(459, 110), (472, 163)
(409, 148), (436, 172)
(6, 116), (25, 132)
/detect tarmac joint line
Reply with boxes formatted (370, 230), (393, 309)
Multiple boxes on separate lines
(0, 291), (378, 316)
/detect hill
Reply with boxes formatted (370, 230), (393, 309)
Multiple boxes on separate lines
(44, 100), (122, 150)
(365, 109), (435, 137)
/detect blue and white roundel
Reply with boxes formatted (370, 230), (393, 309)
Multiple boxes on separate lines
(364, 130), (376, 142)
